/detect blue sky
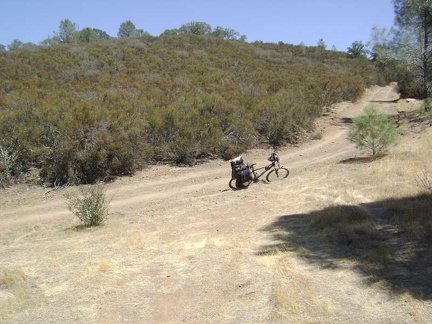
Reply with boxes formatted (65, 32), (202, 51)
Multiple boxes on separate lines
(1, 0), (395, 51)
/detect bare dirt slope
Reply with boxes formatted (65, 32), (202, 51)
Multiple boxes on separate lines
(1, 84), (431, 323)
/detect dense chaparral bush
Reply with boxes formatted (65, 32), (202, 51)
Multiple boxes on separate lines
(0, 34), (379, 185)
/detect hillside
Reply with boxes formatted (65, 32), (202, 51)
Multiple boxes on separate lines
(1, 85), (432, 323)
(0, 35), (379, 185)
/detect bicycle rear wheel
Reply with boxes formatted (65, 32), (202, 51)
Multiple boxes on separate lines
(266, 167), (289, 182)
(229, 178), (252, 190)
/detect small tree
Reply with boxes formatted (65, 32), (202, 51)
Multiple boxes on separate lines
(348, 106), (397, 157)
(118, 20), (136, 38)
(77, 28), (111, 43)
(57, 19), (78, 43)
(66, 183), (110, 226)
(347, 40), (368, 58)
(317, 38), (327, 50)
(179, 21), (212, 35)
(212, 26), (241, 40)
(7, 39), (23, 51)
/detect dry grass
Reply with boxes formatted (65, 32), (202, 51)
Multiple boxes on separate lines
(253, 94), (432, 316)
(1, 91), (432, 323)
(271, 257), (331, 320)
(264, 121), (432, 320)
(416, 167), (432, 193)
(0, 269), (26, 287)
(0, 268), (39, 322)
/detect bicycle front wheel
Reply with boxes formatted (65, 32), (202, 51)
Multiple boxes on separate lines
(266, 167), (289, 182)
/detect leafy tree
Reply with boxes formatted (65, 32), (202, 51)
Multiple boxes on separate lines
(21, 42), (37, 50)
(7, 39), (23, 50)
(393, 0), (432, 97)
(135, 29), (150, 37)
(160, 22), (245, 40)
(368, 25), (400, 85)
(0, 44), (5, 51)
(77, 27), (111, 43)
(212, 26), (240, 40)
(317, 38), (327, 50)
(369, 25), (394, 61)
(57, 19), (78, 43)
(76, 28), (97, 43)
(92, 28), (111, 40)
(118, 20), (136, 38)
(348, 106), (397, 157)
(179, 22), (212, 35)
(160, 28), (180, 36)
(39, 37), (61, 47)
(347, 40), (368, 58)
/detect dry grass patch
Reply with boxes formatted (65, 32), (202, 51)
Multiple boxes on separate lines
(0, 268), (42, 322)
(416, 167), (432, 193)
(271, 258), (331, 320)
(0, 269), (26, 287)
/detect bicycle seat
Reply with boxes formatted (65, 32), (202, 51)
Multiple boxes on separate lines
(247, 163), (256, 167)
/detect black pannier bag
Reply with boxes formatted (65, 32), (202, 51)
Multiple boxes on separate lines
(230, 156), (252, 181)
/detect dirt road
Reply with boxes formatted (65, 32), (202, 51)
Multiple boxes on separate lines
(2, 84), (430, 323)
(0, 85), (398, 227)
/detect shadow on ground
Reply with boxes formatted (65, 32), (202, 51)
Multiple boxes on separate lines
(368, 99), (400, 103)
(339, 156), (376, 164)
(258, 193), (432, 300)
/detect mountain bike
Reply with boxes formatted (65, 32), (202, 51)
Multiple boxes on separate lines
(229, 152), (289, 190)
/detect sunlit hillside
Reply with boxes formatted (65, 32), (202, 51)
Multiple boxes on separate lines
(0, 35), (379, 185)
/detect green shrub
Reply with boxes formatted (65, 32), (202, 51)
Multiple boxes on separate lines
(65, 183), (109, 226)
(0, 168), (11, 189)
(348, 106), (397, 157)
(423, 97), (432, 112)
(0, 35), (379, 183)
(0, 146), (22, 188)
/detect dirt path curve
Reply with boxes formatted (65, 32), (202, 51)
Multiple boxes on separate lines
(0, 85), (401, 323)
(0, 84), (398, 228)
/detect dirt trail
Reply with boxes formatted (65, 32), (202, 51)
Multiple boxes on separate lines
(0, 85), (397, 227)
(4, 84), (427, 323)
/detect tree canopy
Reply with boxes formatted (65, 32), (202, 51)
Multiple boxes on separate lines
(393, 0), (432, 97)
(117, 20), (137, 38)
(347, 41), (368, 58)
(57, 19), (78, 43)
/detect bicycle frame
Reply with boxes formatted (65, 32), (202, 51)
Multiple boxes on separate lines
(229, 152), (289, 190)
(248, 160), (279, 181)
